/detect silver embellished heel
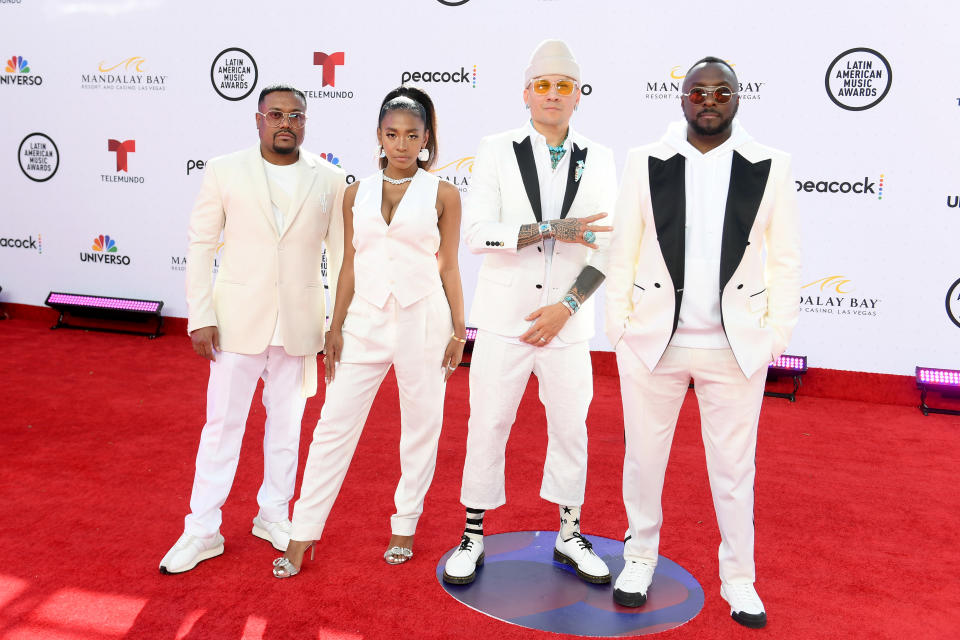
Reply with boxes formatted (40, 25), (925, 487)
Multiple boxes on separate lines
(271, 541), (315, 579)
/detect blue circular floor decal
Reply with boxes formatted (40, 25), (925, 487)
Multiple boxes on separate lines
(437, 531), (703, 637)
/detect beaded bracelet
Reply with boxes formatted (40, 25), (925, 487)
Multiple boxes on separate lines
(450, 333), (467, 343)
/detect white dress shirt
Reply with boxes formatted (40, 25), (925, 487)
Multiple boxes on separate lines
(662, 120), (752, 349)
(262, 157), (300, 346)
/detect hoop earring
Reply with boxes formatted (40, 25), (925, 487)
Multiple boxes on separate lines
(418, 148), (430, 162)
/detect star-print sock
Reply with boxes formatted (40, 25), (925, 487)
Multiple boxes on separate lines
(559, 505), (581, 540)
(464, 507), (484, 543)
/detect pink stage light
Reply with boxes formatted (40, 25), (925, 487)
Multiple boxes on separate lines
(45, 291), (164, 338)
(769, 354), (808, 374)
(916, 367), (960, 388)
(465, 327), (478, 341)
(46, 293), (161, 314)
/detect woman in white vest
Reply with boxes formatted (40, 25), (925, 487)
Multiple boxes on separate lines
(271, 86), (466, 578)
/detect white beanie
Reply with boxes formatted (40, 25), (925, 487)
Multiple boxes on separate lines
(523, 39), (580, 86)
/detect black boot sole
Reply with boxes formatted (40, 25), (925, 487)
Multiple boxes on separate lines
(442, 552), (484, 584)
(553, 548), (611, 584)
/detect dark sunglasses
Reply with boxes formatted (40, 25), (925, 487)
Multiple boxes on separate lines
(682, 86), (738, 104)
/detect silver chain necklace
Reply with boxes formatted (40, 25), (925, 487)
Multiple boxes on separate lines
(382, 172), (415, 185)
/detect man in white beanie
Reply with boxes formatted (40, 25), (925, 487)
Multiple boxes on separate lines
(442, 39), (617, 585)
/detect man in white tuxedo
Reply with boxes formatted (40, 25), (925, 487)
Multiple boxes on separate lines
(605, 58), (800, 627)
(442, 40), (616, 586)
(160, 84), (344, 574)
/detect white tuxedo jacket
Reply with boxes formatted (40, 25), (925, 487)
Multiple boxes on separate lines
(186, 145), (344, 356)
(606, 137), (801, 377)
(464, 126), (617, 343)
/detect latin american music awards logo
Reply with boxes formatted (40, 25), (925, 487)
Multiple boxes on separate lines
(211, 47), (258, 101)
(947, 278), (960, 329)
(3, 55), (42, 86)
(825, 47), (891, 111)
(18, 133), (59, 182)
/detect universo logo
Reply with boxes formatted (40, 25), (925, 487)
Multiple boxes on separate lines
(82, 234), (131, 265)
(3, 54), (42, 86)
(795, 175), (884, 199)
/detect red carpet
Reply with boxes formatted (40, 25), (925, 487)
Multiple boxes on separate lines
(1, 316), (958, 639)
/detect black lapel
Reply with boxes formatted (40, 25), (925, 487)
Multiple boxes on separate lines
(512, 137), (542, 222)
(719, 152), (771, 293)
(559, 144), (588, 219)
(648, 154), (686, 334)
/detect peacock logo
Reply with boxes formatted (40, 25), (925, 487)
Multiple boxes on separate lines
(5, 55), (29, 74)
(92, 235), (117, 253)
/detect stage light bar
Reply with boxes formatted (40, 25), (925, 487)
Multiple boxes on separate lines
(465, 327), (478, 341)
(770, 354), (808, 374)
(45, 291), (164, 338)
(916, 366), (960, 416)
(46, 292), (162, 314)
(765, 354), (808, 402)
(916, 367), (960, 388)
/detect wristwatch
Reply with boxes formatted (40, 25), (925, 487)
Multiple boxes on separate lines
(538, 221), (553, 239)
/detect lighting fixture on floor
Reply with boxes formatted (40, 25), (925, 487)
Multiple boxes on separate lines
(45, 291), (164, 338)
(765, 354), (808, 402)
(916, 366), (960, 416)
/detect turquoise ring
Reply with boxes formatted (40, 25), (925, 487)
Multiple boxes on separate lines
(583, 230), (596, 244)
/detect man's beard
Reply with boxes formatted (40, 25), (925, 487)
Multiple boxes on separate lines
(272, 131), (297, 154)
(687, 112), (734, 137)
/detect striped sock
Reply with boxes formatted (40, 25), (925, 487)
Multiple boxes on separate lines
(464, 507), (484, 542)
(560, 505), (581, 540)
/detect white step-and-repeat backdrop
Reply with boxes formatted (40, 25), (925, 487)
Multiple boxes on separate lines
(2, 0), (958, 375)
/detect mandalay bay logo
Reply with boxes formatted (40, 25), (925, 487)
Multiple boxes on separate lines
(801, 275), (880, 318)
(81, 56), (167, 92)
(430, 156), (473, 194)
(643, 62), (764, 101)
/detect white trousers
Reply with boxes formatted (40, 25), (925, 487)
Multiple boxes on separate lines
(460, 330), (593, 510)
(617, 343), (766, 584)
(184, 346), (306, 537)
(291, 291), (452, 541)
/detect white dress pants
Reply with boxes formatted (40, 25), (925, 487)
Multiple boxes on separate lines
(460, 330), (593, 510)
(617, 343), (767, 584)
(184, 346), (306, 537)
(290, 291), (452, 541)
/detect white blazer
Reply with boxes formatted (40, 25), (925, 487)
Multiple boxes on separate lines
(606, 138), (801, 378)
(464, 126), (617, 343)
(185, 145), (344, 356)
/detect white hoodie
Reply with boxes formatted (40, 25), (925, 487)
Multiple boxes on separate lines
(661, 119), (754, 349)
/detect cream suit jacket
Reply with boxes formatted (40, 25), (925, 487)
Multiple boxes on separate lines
(464, 126), (617, 343)
(605, 139), (801, 378)
(186, 145), (344, 356)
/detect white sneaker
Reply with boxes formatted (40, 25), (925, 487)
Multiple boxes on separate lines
(613, 560), (656, 607)
(252, 515), (292, 551)
(553, 533), (611, 584)
(159, 532), (224, 574)
(720, 582), (767, 628)
(442, 535), (485, 584)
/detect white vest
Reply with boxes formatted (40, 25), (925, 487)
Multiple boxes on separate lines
(352, 169), (443, 308)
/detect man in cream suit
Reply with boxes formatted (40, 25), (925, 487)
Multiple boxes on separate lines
(605, 58), (800, 627)
(160, 84), (344, 574)
(443, 40), (616, 586)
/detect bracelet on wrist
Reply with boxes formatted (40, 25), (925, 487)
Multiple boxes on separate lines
(561, 294), (580, 315)
(538, 221), (553, 240)
(450, 333), (467, 343)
